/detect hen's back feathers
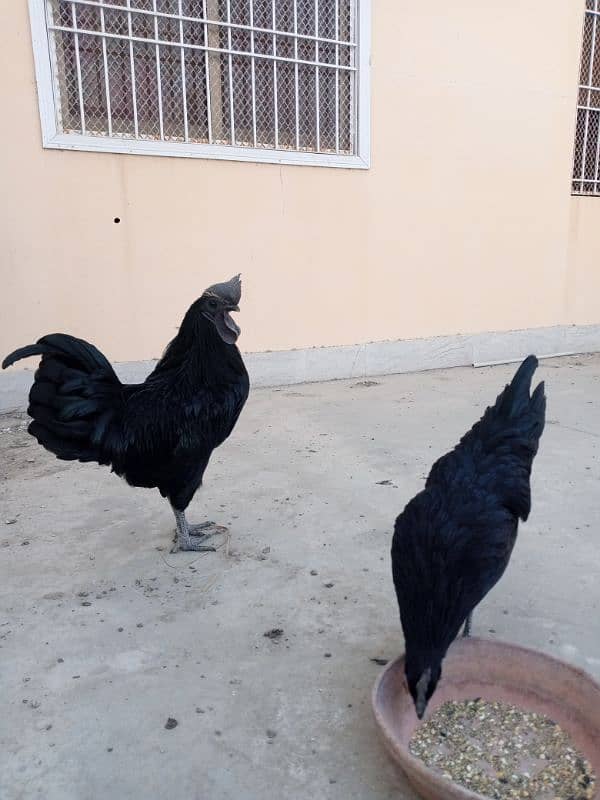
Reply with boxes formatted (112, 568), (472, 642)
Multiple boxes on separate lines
(2, 334), (125, 464)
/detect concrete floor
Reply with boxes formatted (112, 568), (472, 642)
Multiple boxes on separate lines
(1, 355), (599, 800)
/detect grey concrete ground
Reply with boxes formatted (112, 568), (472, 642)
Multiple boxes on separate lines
(1, 356), (599, 800)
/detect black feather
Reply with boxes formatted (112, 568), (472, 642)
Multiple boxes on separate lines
(2, 344), (53, 370)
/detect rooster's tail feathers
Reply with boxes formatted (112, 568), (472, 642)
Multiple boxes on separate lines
(2, 333), (122, 464)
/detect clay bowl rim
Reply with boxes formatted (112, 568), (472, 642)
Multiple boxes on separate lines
(371, 636), (600, 800)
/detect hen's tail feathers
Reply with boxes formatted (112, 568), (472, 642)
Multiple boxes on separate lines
(496, 355), (545, 421)
(477, 355), (546, 439)
(2, 334), (123, 464)
(470, 355), (546, 521)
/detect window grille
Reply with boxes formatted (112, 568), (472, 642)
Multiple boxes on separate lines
(573, 0), (600, 194)
(30, 0), (370, 167)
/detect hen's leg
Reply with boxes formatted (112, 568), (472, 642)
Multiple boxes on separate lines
(462, 612), (473, 638)
(171, 508), (217, 553)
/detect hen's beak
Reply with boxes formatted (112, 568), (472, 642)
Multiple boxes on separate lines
(415, 667), (431, 720)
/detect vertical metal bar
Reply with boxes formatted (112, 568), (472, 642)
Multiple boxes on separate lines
(152, 0), (164, 139)
(595, 0), (600, 193)
(249, 0), (257, 146)
(178, 0), (189, 141)
(334, 0), (339, 153)
(205, 0), (223, 143)
(125, 0), (139, 137)
(315, 0), (320, 151)
(48, 0), (71, 133)
(226, 0), (235, 144)
(293, 0), (299, 150)
(71, 2), (86, 133)
(348, 0), (355, 154)
(580, 7), (598, 191)
(592, 110), (600, 195)
(202, 0), (213, 143)
(271, 0), (278, 147)
(99, 2), (112, 136)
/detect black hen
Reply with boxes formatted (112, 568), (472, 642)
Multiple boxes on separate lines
(2, 275), (249, 552)
(391, 356), (546, 718)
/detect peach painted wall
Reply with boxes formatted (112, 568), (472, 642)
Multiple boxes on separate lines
(1, 1), (599, 363)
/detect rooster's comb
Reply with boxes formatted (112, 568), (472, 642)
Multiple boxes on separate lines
(205, 274), (242, 306)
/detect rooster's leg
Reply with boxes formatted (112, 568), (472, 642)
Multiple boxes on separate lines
(171, 508), (218, 553)
(462, 612), (473, 638)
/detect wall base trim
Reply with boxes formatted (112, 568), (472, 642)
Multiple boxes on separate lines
(2, 323), (600, 411)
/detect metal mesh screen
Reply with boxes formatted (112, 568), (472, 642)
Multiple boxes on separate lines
(45, 0), (358, 155)
(573, 0), (600, 195)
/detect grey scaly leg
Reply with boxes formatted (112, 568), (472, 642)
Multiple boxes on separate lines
(462, 612), (473, 638)
(171, 508), (217, 553)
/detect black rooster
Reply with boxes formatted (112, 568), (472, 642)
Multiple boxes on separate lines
(391, 356), (546, 719)
(2, 275), (249, 553)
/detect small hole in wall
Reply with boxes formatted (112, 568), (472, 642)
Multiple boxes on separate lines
(113, 217), (121, 224)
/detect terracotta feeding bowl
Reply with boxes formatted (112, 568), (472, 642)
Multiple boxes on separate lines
(372, 637), (600, 800)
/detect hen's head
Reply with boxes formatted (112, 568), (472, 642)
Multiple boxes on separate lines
(405, 659), (442, 720)
(200, 274), (243, 344)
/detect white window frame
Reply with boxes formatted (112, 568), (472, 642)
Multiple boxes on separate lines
(28, 0), (371, 169)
